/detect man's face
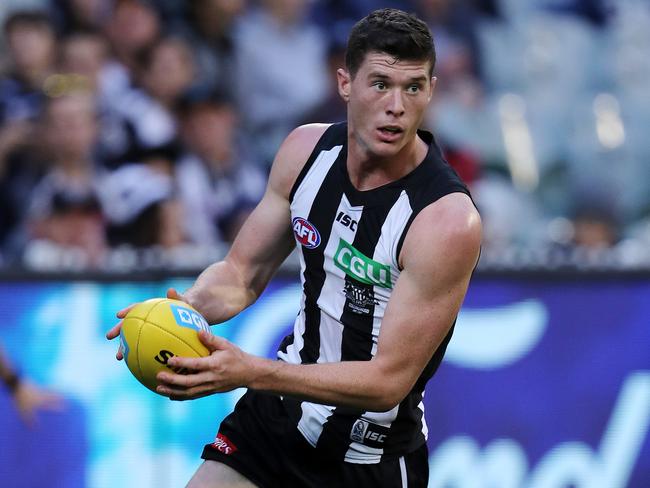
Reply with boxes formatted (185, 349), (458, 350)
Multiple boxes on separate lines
(338, 51), (435, 160)
(44, 95), (97, 161)
(7, 24), (55, 74)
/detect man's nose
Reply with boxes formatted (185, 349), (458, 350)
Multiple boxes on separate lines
(386, 89), (405, 117)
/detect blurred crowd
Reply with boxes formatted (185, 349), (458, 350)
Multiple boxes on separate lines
(0, 0), (649, 272)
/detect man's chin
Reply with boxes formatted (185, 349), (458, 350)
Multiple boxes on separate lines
(368, 141), (403, 159)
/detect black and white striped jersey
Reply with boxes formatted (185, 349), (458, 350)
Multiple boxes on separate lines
(277, 122), (470, 464)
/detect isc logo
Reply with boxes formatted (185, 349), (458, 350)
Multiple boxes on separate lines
(336, 211), (358, 231)
(292, 217), (321, 249)
(171, 304), (210, 332)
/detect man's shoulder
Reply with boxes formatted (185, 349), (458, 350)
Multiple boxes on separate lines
(283, 123), (333, 154)
(400, 192), (481, 271)
(267, 123), (334, 199)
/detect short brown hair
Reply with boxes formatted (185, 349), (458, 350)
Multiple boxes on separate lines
(345, 8), (436, 78)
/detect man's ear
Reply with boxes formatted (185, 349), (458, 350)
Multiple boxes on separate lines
(337, 68), (351, 102)
(428, 76), (437, 102)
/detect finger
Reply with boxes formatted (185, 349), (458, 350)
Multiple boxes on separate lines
(166, 354), (206, 371)
(166, 288), (184, 301)
(116, 346), (124, 361)
(157, 370), (213, 388)
(157, 384), (214, 400)
(116, 304), (135, 319)
(105, 321), (122, 340)
(198, 330), (230, 352)
(170, 389), (213, 401)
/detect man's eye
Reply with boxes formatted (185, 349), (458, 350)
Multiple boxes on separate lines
(373, 81), (386, 90)
(407, 85), (420, 93)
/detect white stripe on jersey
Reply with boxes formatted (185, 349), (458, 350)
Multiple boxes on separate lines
(399, 456), (408, 487)
(344, 443), (384, 464)
(419, 397), (428, 440)
(297, 402), (335, 446)
(290, 145), (342, 217)
(369, 190), (413, 356)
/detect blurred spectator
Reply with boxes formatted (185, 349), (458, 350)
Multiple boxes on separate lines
(99, 35), (191, 167)
(104, 0), (161, 73)
(0, 10), (55, 169)
(0, 11), (57, 253)
(311, 0), (416, 32)
(59, 29), (109, 95)
(417, 0), (494, 82)
(21, 92), (107, 269)
(418, 1), (491, 188)
(0, 11), (55, 124)
(570, 198), (620, 250)
(545, 0), (611, 27)
(176, 97), (266, 245)
(136, 36), (195, 112)
(171, 0), (248, 100)
(0, 0), (648, 271)
(58, 28), (134, 168)
(51, 0), (114, 35)
(98, 163), (184, 249)
(233, 0), (329, 166)
(300, 36), (348, 125)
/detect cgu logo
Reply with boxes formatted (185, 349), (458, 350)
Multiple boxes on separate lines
(293, 217), (321, 249)
(334, 239), (392, 288)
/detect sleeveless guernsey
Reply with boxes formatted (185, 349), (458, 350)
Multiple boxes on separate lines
(278, 122), (470, 463)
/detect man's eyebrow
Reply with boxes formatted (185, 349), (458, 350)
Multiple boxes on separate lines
(368, 72), (428, 83)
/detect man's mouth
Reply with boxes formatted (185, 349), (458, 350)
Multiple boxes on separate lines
(379, 126), (403, 134)
(377, 126), (403, 141)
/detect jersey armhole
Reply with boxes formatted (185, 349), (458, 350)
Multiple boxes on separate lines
(394, 186), (472, 270)
(289, 122), (345, 203)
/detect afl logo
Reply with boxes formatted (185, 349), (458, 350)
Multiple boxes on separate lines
(293, 217), (321, 249)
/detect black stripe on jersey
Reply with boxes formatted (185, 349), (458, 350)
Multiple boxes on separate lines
(298, 152), (346, 364)
(316, 191), (402, 460)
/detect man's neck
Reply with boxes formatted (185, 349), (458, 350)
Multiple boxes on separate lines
(346, 134), (428, 191)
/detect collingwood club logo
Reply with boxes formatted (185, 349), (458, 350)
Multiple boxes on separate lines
(343, 281), (379, 315)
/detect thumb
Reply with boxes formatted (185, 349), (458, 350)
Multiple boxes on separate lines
(167, 288), (185, 302)
(198, 330), (230, 353)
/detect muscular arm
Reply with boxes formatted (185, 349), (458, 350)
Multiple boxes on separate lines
(160, 193), (482, 411)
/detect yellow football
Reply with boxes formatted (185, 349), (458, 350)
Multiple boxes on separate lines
(119, 298), (211, 393)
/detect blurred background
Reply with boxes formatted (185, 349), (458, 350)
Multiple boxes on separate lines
(0, 0), (648, 487)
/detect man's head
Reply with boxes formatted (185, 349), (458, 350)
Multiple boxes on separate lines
(345, 8), (436, 79)
(3, 11), (56, 80)
(42, 92), (98, 163)
(338, 9), (437, 161)
(180, 97), (237, 166)
(137, 37), (195, 106)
